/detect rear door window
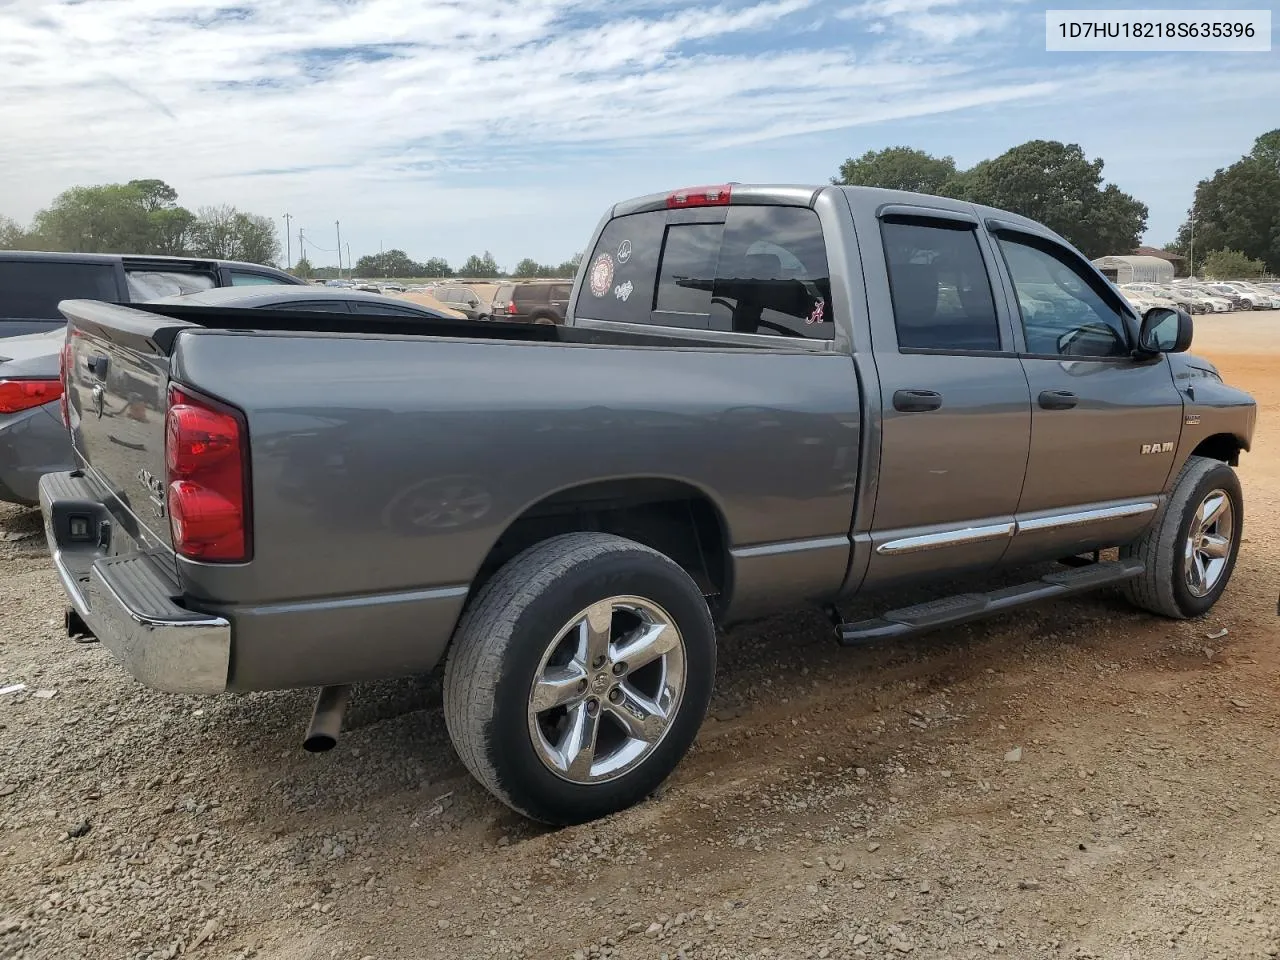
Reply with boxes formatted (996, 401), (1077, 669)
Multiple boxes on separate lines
(0, 260), (121, 318)
(882, 220), (1002, 352)
(711, 206), (834, 339)
(125, 268), (218, 301)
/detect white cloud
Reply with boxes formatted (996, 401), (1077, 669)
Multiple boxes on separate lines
(0, 0), (1275, 265)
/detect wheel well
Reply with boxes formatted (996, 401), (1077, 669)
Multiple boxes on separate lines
(1191, 433), (1243, 467)
(471, 479), (729, 605)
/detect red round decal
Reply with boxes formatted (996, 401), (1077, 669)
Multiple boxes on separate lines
(589, 253), (614, 298)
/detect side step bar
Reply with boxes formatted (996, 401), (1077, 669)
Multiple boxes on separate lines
(833, 559), (1145, 646)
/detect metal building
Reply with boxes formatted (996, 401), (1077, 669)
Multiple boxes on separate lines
(1091, 255), (1175, 285)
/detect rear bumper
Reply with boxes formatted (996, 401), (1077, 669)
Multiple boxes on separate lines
(40, 471), (230, 694)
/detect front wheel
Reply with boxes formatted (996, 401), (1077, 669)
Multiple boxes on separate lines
(443, 533), (716, 825)
(1121, 455), (1243, 618)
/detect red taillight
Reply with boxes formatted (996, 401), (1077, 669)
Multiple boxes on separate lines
(506, 301), (517, 315)
(666, 185), (732, 209)
(165, 385), (250, 562)
(0, 378), (64, 415)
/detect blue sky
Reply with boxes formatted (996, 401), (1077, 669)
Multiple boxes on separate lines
(0, 0), (1276, 270)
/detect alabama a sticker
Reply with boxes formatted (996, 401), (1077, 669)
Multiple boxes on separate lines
(589, 253), (615, 298)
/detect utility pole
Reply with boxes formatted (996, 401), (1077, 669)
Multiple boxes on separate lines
(1188, 212), (1196, 280)
(335, 220), (343, 279)
(283, 213), (293, 269)
(346, 243), (352, 277)
(298, 228), (305, 273)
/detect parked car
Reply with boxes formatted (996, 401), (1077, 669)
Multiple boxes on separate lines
(1152, 285), (1212, 314)
(1179, 286), (1233, 312)
(489, 279), (574, 324)
(430, 284), (490, 320)
(1205, 282), (1271, 309)
(39, 183), (1255, 826)
(1118, 285), (1179, 315)
(0, 251), (303, 338)
(1230, 282), (1280, 308)
(0, 286), (456, 506)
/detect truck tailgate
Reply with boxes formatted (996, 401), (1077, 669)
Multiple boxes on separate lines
(61, 298), (196, 566)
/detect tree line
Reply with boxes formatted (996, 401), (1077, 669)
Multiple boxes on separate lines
(0, 180), (280, 265)
(833, 129), (1280, 275)
(348, 249), (583, 280)
(5, 130), (1275, 279)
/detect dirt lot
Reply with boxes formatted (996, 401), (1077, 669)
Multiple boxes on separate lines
(2, 312), (1279, 960)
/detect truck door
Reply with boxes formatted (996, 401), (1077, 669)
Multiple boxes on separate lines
(988, 227), (1185, 564)
(859, 208), (1032, 588)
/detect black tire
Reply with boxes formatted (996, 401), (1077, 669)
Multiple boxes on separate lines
(1120, 455), (1243, 618)
(443, 533), (715, 825)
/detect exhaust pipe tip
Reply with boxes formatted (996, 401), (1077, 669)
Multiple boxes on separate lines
(302, 732), (338, 753)
(303, 684), (351, 754)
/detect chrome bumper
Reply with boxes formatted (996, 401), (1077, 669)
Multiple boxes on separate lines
(39, 471), (230, 695)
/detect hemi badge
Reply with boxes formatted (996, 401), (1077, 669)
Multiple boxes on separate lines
(1185, 414), (1201, 425)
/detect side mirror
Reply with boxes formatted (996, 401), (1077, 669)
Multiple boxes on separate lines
(1138, 306), (1192, 354)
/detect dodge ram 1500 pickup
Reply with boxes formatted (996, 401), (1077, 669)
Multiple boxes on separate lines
(39, 184), (1256, 825)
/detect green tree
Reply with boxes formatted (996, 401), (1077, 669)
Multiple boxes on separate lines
(420, 257), (453, 278)
(1202, 248), (1266, 279)
(0, 215), (32, 250)
(1174, 129), (1280, 273)
(355, 249), (422, 278)
(291, 257), (314, 280)
(127, 179), (179, 213)
(459, 251), (500, 278)
(30, 183), (155, 253)
(833, 146), (960, 195)
(957, 140), (1146, 258)
(513, 257), (549, 278)
(188, 205), (280, 265)
(23, 179), (198, 255)
(149, 207), (196, 255)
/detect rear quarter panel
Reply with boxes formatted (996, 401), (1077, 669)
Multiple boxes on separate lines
(169, 331), (862, 614)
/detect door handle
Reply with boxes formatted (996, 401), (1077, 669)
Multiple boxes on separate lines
(1038, 389), (1078, 410)
(893, 389), (943, 413)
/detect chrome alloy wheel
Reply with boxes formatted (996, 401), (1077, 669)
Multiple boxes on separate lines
(1185, 489), (1234, 598)
(527, 597), (686, 784)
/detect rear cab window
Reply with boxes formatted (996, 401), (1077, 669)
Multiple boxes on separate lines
(0, 260), (122, 317)
(576, 204), (834, 339)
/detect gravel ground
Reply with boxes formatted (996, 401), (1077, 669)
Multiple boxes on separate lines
(2, 312), (1279, 960)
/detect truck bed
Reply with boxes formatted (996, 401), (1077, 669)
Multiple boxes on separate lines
(55, 297), (862, 690)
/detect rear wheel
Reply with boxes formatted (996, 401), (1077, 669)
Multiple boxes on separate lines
(443, 533), (715, 824)
(1121, 455), (1243, 618)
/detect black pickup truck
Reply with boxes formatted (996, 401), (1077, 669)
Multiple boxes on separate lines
(0, 251), (301, 338)
(39, 184), (1255, 825)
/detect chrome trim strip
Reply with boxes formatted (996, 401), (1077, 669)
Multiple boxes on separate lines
(733, 535), (850, 559)
(1016, 502), (1159, 534)
(876, 522), (1015, 556)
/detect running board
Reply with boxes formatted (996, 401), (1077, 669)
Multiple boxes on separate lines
(833, 559), (1145, 646)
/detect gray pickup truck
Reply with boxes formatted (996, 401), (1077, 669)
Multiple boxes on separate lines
(39, 184), (1255, 825)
